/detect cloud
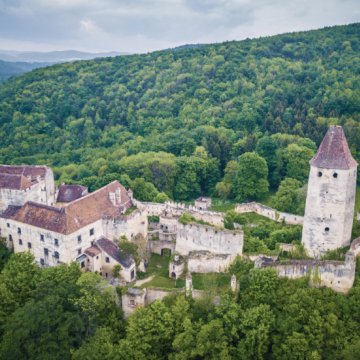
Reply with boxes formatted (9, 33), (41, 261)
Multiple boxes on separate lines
(0, 0), (359, 53)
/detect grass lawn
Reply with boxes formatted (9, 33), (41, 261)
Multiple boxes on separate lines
(145, 252), (172, 277)
(191, 273), (232, 291)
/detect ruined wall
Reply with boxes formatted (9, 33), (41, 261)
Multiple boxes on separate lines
(176, 222), (243, 256)
(351, 237), (360, 257)
(302, 166), (357, 257)
(259, 252), (356, 293)
(279, 243), (298, 252)
(103, 208), (148, 241)
(132, 200), (166, 216)
(235, 202), (304, 225)
(150, 239), (176, 255)
(187, 252), (236, 273)
(122, 290), (147, 319)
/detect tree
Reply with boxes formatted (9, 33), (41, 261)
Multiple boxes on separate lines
(271, 178), (302, 215)
(193, 146), (208, 159)
(113, 264), (122, 278)
(233, 152), (269, 202)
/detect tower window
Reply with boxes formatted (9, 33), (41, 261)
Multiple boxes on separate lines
(325, 227), (330, 232)
(333, 173), (338, 178)
(318, 172), (322, 177)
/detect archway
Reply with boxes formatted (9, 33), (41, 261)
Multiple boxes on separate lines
(171, 272), (176, 278)
(161, 248), (172, 257)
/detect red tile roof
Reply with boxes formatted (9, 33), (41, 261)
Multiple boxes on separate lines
(84, 245), (101, 257)
(57, 185), (88, 203)
(2, 181), (132, 235)
(0, 165), (49, 190)
(310, 126), (358, 170)
(96, 237), (134, 268)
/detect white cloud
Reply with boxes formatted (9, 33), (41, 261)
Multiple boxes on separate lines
(0, 0), (359, 53)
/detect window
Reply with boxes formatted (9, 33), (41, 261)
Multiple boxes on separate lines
(7, 223), (9, 228)
(96, 256), (99, 260)
(105, 273), (108, 278)
(54, 239), (59, 246)
(333, 173), (338, 178)
(81, 261), (85, 268)
(9, 235), (12, 241)
(325, 227), (330, 232)
(87, 258), (90, 263)
(44, 248), (48, 256)
(19, 239), (22, 245)
(77, 235), (82, 243)
(318, 171), (322, 177)
(17, 227), (21, 234)
(105, 257), (110, 263)
(40, 259), (44, 265)
(90, 228), (94, 236)
(28, 242), (31, 249)
(173, 265), (175, 270)
(54, 251), (59, 259)
(40, 234), (44, 242)
(78, 249), (81, 255)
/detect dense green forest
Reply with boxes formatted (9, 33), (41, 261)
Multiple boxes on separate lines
(1, 242), (360, 360)
(1, 23), (360, 205)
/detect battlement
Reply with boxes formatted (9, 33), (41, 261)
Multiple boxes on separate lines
(235, 202), (304, 225)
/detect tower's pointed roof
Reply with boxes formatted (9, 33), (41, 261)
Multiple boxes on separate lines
(310, 125), (358, 170)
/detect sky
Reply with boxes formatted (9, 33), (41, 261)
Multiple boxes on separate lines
(0, 0), (359, 54)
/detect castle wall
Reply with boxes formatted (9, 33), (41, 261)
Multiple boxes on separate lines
(103, 209), (148, 241)
(150, 239), (176, 255)
(132, 200), (165, 216)
(122, 290), (147, 319)
(302, 166), (357, 256)
(351, 237), (360, 257)
(175, 222), (243, 256)
(187, 253), (235, 273)
(259, 255), (356, 293)
(235, 202), (304, 225)
(0, 183), (42, 215)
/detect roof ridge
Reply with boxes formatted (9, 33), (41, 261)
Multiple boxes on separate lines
(64, 180), (120, 207)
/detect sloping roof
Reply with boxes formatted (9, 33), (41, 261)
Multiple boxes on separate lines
(310, 126), (358, 170)
(96, 237), (134, 268)
(0, 165), (48, 190)
(57, 185), (88, 203)
(84, 245), (101, 257)
(0, 174), (33, 190)
(3, 181), (132, 235)
(0, 205), (22, 219)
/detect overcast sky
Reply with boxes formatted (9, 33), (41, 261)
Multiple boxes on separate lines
(0, 0), (359, 54)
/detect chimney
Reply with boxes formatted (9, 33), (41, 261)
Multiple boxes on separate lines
(115, 188), (121, 203)
(109, 192), (116, 206)
(127, 189), (133, 199)
(36, 175), (41, 183)
(27, 175), (32, 181)
(61, 182), (65, 186)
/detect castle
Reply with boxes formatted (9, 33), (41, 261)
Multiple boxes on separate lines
(0, 125), (359, 296)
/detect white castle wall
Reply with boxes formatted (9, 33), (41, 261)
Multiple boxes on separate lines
(258, 251), (356, 293)
(175, 222), (243, 256)
(235, 202), (304, 225)
(302, 166), (357, 257)
(186, 253), (236, 273)
(103, 208), (148, 240)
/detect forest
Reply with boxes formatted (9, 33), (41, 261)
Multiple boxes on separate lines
(0, 23), (360, 209)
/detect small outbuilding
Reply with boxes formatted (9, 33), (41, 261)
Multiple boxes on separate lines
(169, 252), (184, 279)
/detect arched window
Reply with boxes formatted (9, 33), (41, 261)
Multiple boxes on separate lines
(318, 172), (322, 177)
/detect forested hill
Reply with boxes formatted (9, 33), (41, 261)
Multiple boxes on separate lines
(0, 23), (360, 201)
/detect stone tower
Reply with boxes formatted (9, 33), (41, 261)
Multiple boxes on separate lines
(302, 126), (358, 257)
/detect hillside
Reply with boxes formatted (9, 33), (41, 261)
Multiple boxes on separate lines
(0, 60), (54, 83)
(0, 23), (360, 201)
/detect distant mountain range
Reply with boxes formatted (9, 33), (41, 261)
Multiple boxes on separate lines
(0, 50), (131, 63)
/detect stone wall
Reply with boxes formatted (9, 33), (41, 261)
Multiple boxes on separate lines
(235, 202), (304, 225)
(302, 166), (357, 257)
(186, 252), (236, 273)
(258, 251), (356, 293)
(279, 243), (298, 252)
(351, 237), (360, 257)
(103, 208), (148, 240)
(132, 200), (165, 216)
(122, 289), (147, 319)
(150, 239), (176, 256)
(176, 222), (243, 256)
